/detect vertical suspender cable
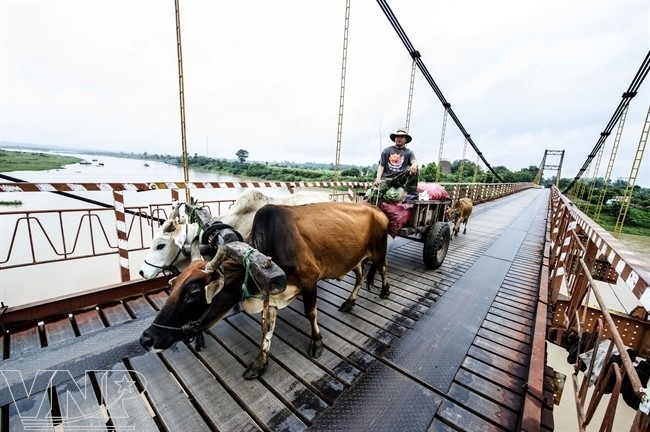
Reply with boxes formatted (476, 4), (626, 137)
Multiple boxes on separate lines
(614, 106), (650, 236)
(174, 0), (191, 202)
(405, 55), (418, 130)
(334, 0), (351, 184)
(575, 161), (592, 200)
(584, 141), (606, 213)
(458, 134), (468, 181)
(436, 103), (450, 182)
(594, 105), (630, 222)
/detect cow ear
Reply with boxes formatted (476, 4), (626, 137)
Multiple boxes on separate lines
(162, 219), (178, 233)
(204, 278), (225, 304)
(173, 224), (188, 249)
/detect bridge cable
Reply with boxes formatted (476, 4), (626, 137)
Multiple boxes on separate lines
(376, 0), (504, 182)
(436, 103), (451, 182)
(333, 0), (351, 186)
(174, 0), (191, 203)
(458, 136), (468, 181)
(563, 50), (650, 194)
(593, 104), (630, 222)
(404, 57), (418, 130)
(614, 106), (650, 236)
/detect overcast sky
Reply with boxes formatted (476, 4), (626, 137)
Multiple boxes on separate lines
(1, 0), (648, 186)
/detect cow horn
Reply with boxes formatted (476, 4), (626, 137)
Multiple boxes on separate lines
(190, 238), (203, 261)
(204, 245), (227, 273)
(168, 203), (181, 220)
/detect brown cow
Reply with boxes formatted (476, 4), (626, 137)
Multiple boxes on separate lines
(139, 201), (390, 378)
(447, 197), (473, 236)
(138, 190), (328, 279)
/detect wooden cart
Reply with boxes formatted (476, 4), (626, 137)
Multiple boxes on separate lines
(396, 199), (452, 269)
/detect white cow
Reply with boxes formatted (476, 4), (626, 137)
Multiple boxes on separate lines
(138, 189), (329, 279)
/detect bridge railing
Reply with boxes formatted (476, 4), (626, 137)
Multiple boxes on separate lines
(547, 186), (649, 431)
(0, 180), (536, 298)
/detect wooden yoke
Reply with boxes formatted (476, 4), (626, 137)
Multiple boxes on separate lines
(185, 202), (242, 246)
(221, 241), (287, 296)
(185, 201), (287, 296)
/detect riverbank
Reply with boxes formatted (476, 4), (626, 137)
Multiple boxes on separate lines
(0, 149), (82, 171)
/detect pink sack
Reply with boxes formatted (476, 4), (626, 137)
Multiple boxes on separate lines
(380, 202), (413, 238)
(416, 183), (450, 200)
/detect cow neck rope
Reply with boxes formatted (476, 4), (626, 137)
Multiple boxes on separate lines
(149, 262), (226, 351)
(241, 247), (265, 301)
(143, 223), (189, 276)
(150, 248), (265, 352)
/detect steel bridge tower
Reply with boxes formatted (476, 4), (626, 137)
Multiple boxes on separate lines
(534, 150), (565, 187)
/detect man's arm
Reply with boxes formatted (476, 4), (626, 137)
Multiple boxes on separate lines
(409, 158), (418, 175)
(374, 165), (385, 186)
(408, 151), (418, 175)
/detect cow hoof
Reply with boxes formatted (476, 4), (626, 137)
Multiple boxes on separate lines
(243, 361), (268, 380)
(309, 340), (323, 358)
(338, 299), (355, 312)
(379, 286), (390, 299)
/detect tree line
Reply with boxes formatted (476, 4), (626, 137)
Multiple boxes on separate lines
(127, 149), (649, 233)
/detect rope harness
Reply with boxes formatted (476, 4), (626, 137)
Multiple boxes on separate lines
(240, 247), (265, 301)
(143, 223), (189, 276)
(151, 307), (211, 351)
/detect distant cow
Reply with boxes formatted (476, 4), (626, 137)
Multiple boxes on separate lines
(138, 189), (329, 279)
(447, 197), (473, 236)
(139, 201), (390, 378)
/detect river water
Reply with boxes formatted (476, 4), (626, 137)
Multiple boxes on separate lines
(0, 151), (323, 306)
(0, 150), (291, 210)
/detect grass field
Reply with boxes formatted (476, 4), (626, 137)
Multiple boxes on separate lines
(0, 150), (82, 172)
(575, 199), (650, 237)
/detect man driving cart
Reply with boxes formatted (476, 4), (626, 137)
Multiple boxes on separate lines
(367, 127), (419, 204)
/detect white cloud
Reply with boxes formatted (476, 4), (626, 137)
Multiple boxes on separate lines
(1, 0), (648, 186)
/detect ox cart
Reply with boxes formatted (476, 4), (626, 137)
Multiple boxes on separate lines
(391, 199), (452, 269)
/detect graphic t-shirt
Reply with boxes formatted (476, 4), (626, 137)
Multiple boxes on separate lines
(379, 145), (416, 178)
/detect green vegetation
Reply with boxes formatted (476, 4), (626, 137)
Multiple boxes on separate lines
(570, 181), (650, 236)
(0, 150), (82, 172)
(130, 152), (542, 185)
(136, 151), (650, 238)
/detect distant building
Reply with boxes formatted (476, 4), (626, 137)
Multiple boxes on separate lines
(440, 159), (452, 175)
(605, 196), (629, 205)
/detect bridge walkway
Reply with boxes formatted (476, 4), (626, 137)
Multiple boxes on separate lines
(311, 188), (551, 431)
(0, 188), (553, 432)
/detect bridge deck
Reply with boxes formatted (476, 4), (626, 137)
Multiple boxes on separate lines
(0, 189), (554, 432)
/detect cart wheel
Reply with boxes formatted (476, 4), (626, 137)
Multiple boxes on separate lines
(423, 222), (450, 269)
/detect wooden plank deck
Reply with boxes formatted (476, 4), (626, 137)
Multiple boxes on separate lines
(0, 188), (554, 432)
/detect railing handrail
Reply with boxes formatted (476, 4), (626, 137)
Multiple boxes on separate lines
(548, 185), (649, 431)
(0, 180), (535, 294)
(551, 186), (649, 303)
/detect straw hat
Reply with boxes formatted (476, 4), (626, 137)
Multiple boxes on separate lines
(390, 128), (412, 144)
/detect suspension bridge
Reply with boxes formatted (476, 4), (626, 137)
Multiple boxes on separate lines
(0, 1), (649, 431)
